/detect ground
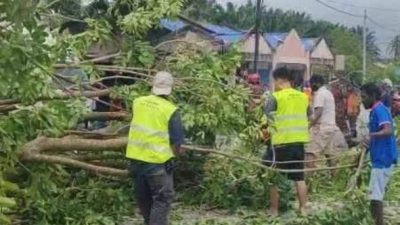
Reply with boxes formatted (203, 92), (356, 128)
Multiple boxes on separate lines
(122, 167), (400, 225)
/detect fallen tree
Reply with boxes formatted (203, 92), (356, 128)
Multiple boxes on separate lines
(0, 89), (111, 113)
(18, 135), (364, 178)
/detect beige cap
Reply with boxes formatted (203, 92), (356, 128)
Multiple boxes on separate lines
(152, 71), (174, 95)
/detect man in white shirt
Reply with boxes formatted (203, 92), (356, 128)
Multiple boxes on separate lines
(307, 75), (347, 176)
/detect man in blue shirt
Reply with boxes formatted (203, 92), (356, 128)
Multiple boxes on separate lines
(361, 83), (398, 225)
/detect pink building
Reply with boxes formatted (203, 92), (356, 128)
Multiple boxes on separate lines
(159, 19), (335, 87)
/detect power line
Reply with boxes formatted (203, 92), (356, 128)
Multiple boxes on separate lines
(367, 17), (400, 33)
(325, 0), (400, 13)
(316, 0), (400, 33)
(314, 0), (363, 18)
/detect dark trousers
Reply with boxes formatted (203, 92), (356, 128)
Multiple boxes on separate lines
(131, 162), (174, 225)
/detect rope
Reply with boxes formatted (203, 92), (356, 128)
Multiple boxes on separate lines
(260, 151), (359, 164)
(183, 145), (364, 173)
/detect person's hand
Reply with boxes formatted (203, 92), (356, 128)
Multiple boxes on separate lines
(361, 136), (370, 148)
(261, 128), (270, 140)
(173, 146), (186, 156)
(178, 147), (186, 155)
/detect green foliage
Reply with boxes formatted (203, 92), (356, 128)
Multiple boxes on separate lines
(179, 151), (294, 212)
(2, 1), (399, 225)
(119, 0), (184, 36)
(165, 47), (250, 143)
(0, 1), (54, 102)
(22, 166), (132, 225)
(117, 38), (156, 67)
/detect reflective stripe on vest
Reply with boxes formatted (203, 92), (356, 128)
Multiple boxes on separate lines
(126, 95), (177, 164)
(272, 88), (309, 145)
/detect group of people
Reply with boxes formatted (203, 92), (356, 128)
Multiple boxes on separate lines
(124, 69), (397, 225)
(262, 68), (397, 225)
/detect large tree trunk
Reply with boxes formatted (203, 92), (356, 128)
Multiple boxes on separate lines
(20, 136), (129, 177)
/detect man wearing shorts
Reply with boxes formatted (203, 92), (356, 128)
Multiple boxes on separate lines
(263, 67), (309, 216)
(361, 83), (397, 225)
(307, 75), (347, 176)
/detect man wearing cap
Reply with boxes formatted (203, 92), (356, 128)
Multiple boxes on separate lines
(126, 71), (184, 225)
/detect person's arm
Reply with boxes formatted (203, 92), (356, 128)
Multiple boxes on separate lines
(370, 124), (392, 137)
(168, 110), (185, 156)
(307, 105), (312, 119)
(370, 107), (393, 137)
(309, 90), (324, 127)
(309, 107), (323, 128)
(264, 95), (277, 121)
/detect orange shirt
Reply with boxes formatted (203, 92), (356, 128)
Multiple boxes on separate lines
(303, 87), (312, 103)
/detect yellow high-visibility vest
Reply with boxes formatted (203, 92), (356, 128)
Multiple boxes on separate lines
(271, 88), (309, 145)
(126, 95), (177, 164)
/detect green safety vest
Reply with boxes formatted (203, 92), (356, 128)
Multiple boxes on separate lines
(126, 95), (177, 164)
(271, 88), (309, 145)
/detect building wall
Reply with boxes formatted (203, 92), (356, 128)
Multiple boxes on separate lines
(272, 30), (311, 83)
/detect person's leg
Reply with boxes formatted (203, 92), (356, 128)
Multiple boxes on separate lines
(305, 127), (320, 175)
(269, 185), (279, 217)
(290, 145), (307, 215)
(370, 200), (384, 225)
(326, 154), (338, 177)
(368, 167), (394, 225)
(134, 170), (152, 225)
(305, 152), (317, 176)
(147, 167), (174, 225)
(267, 145), (283, 217)
(295, 181), (308, 215)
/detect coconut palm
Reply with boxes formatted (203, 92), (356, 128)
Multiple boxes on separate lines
(388, 35), (400, 60)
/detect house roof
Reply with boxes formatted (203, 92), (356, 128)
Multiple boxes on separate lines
(160, 19), (187, 32)
(214, 33), (245, 43)
(158, 19), (322, 51)
(302, 38), (318, 51)
(203, 24), (240, 35)
(263, 33), (288, 49)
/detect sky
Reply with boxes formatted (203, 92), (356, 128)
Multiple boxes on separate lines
(216, 0), (400, 57)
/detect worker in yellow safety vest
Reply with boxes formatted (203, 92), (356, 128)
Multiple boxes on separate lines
(262, 67), (310, 217)
(126, 71), (185, 225)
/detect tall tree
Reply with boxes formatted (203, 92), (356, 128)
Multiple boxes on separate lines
(350, 26), (380, 59)
(388, 35), (400, 60)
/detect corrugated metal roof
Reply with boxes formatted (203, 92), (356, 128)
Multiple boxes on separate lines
(160, 19), (187, 32)
(213, 33), (245, 44)
(302, 38), (317, 51)
(263, 33), (317, 51)
(203, 24), (240, 35)
(264, 33), (288, 49)
(159, 19), (320, 50)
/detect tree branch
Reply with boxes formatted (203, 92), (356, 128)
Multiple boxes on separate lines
(20, 136), (128, 177)
(82, 111), (130, 122)
(0, 89), (111, 113)
(19, 136), (363, 178)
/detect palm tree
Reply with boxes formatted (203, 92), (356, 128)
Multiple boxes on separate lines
(388, 35), (400, 60)
(350, 26), (380, 59)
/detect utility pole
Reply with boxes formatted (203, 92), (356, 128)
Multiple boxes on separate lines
(362, 9), (367, 83)
(253, 0), (262, 73)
